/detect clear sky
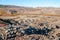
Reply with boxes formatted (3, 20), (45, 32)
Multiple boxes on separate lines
(0, 0), (60, 7)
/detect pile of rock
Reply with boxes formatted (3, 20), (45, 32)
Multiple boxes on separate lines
(0, 18), (60, 40)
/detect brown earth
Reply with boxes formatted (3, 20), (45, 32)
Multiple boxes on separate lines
(0, 5), (60, 40)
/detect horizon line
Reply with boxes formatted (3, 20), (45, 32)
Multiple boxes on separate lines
(0, 4), (60, 8)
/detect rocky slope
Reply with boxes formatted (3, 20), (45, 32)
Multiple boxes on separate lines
(0, 5), (60, 40)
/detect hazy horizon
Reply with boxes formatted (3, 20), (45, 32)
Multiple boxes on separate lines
(0, 0), (60, 7)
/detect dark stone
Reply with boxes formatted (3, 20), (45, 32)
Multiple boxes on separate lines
(39, 23), (44, 26)
(59, 38), (60, 40)
(0, 37), (3, 40)
(56, 25), (60, 29)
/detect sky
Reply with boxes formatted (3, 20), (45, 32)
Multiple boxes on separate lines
(0, 0), (60, 7)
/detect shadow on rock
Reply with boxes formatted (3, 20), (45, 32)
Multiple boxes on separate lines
(22, 26), (52, 36)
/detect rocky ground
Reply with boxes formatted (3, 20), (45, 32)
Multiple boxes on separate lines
(0, 15), (60, 40)
(0, 5), (60, 40)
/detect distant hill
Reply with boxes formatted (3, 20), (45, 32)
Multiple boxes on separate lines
(0, 5), (60, 15)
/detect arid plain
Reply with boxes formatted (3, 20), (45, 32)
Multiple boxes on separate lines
(0, 5), (60, 40)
